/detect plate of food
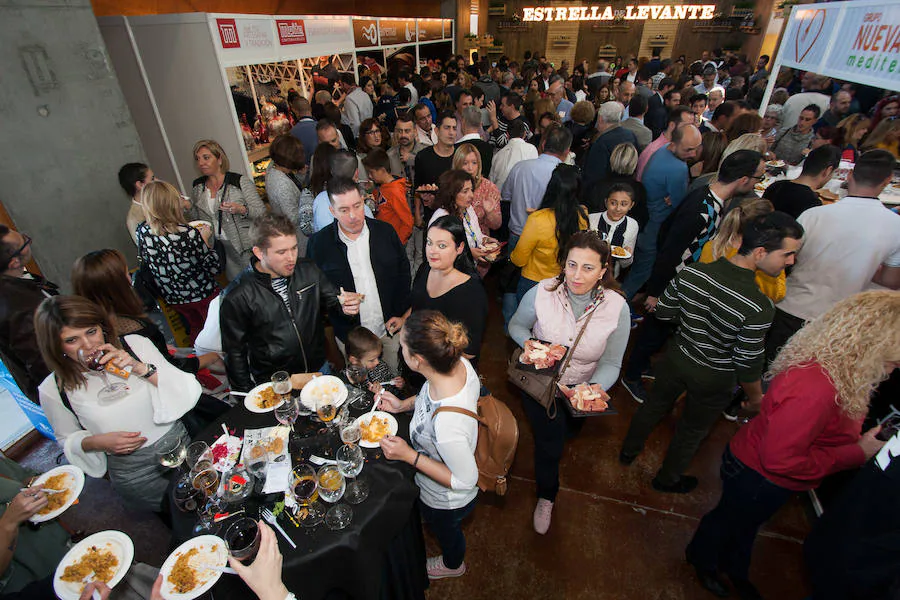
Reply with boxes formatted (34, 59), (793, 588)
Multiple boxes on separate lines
(480, 238), (506, 262)
(816, 188), (839, 203)
(243, 382), (285, 414)
(356, 411), (399, 448)
(29, 465), (84, 524)
(765, 160), (785, 169)
(159, 535), (228, 600)
(559, 382), (611, 413)
(209, 433), (243, 473)
(518, 339), (568, 374)
(189, 220), (212, 230)
(299, 375), (348, 412)
(53, 530), (134, 600)
(610, 245), (632, 260)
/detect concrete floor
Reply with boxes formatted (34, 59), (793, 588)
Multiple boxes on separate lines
(19, 280), (813, 599)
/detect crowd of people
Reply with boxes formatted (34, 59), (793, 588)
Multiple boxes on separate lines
(0, 46), (899, 600)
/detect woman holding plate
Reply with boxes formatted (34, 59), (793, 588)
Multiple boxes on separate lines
(379, 310), (480, 581)
(35, 296), (201, 513)
(509, 231), (630, 535)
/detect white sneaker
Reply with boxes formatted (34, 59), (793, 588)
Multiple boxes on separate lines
(533, 498), (554, 534)
(426, 555), (466, 579)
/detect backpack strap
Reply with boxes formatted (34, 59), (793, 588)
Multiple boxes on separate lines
(118, 336), (141, 362)
(433, 405), (483, 424)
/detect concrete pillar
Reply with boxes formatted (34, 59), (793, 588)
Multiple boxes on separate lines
(0, 0), (144, 290)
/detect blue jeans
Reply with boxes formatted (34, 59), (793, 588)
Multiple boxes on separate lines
(686, 446), (794, 580)
(622, 221), (661, 300)
(419, 497), (477, 569)
(502, 233), (523, 332)
(515, 276), (540, 304)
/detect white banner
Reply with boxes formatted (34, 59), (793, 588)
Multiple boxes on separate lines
(778, 0), (900, 91)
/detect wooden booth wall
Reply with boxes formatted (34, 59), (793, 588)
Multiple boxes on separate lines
(91, 0), (442, 18)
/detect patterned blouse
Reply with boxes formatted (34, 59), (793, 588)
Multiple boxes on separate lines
(136, 222), (220, 304)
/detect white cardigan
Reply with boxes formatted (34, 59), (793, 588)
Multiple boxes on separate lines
(39, 335), (201, 478)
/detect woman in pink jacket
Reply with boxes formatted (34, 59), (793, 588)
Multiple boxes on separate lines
(509, 231), (631, 535)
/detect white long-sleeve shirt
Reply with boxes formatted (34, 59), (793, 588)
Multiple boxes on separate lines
(489, 137), (538, 192)
(341, 87), (373, 137)
(39, 335), (201, 478)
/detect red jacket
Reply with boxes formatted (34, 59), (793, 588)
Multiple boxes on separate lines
(730, 363), (867, 491)
(375, 177), (413, 246)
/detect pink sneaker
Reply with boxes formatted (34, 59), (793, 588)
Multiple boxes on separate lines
(426, 555), (466, 579)
(533, 498), (554, 534)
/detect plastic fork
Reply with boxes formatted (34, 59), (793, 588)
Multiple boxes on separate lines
(80, 571), (102, 600)
(260, 508), (296, 549)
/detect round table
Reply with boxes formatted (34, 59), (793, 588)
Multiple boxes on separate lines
(167, 392), (428, 600)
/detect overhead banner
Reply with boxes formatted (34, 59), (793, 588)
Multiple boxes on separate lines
(379, 19), (416, 46)
(418, 19), (443, 41)
(521, 5), (716, 22)
(778, 0), (900, 91)
(275, 19), (307, 45)
(353, 18), (379, 48)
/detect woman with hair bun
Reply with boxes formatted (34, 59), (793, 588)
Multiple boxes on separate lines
(379, 310), (480, 581)
(509, 230), (631, 535)
(685, 290), (900, 599)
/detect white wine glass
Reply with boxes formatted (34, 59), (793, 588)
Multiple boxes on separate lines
(318, 465), (350, 530)
(345, 364), (370, 409)
(336, 443), (368, 505)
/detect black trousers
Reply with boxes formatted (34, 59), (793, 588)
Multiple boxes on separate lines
(686, 446), (793, 580)
(764, 308), (806, 364)
(521, 392), (585, 501)
(623, 314), (676, 382)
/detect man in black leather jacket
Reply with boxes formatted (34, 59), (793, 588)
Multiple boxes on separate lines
(0, 227), (58, 402)
(220, 214), (353, 392)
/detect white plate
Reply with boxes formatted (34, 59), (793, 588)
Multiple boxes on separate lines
(610, 246), (632, 260)
(29, 465), (84, 523)
(189, 220), (212, 229)
(243, 382), (284, 414)
(54, 530), (134, 600)
(355, 411), (399, 448)
(159, 535), (228, 600)
(299, 375), (348, 412)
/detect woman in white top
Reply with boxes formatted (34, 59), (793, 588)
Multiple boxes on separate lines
(35, 296), (201, 512)
(379, 310), (480, 580)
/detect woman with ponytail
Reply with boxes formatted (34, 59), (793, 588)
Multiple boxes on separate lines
(509, 231), (631, 535)
(698, 198), (785, 301)
(378, 310), (480, 581)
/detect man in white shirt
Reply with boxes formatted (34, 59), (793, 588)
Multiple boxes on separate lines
(767, 149), (900, 361)
(413, 103), (437, 147)
(490, 120), (538, 191)
(703, 86), (725, 121)
(781, 73), (832, 136)
(398, 70), (418, 106)
(307, 178), (411, 371)
(339, 73), (373, 140)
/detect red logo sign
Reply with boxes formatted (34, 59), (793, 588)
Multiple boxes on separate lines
(276, 19), (307, 45)
(217, 18), (240, 49)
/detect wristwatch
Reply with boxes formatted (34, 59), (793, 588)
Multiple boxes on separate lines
(140, 363), (157, 379)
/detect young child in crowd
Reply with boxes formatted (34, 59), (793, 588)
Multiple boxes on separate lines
(588, 182), (638, 278)
(346, 326), (405, 397)
(374, 81), (398, 131)
(362, 149), (414, 245)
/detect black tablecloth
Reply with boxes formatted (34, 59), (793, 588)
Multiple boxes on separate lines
(168, 396), (428, 600)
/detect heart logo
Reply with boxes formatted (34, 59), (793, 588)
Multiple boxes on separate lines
(362, 24), (377, 45)
(794, 9), (825, 63)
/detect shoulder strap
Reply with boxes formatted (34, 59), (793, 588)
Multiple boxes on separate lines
(433, 405), (482, 423)
(118, 336), (141, 362)
(55, 375), (82, 428)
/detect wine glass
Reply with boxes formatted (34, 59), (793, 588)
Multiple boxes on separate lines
(336, 443), (368, 505)
(316, 394), (337, 429)
(275, 398), (299, 432)
(186, 441), (211, 471)
(271, 371), (292, 406)
(173, 473), (203, 512)
(77, 348), (128, 403)
(155, 435), (187, 469)
(192, 467), (220, 498)
(224, 518), (261, 562)
(340, 419), (361, 445)
(291, 464), (324, 528)
(318, 465), (351, 530)
(345, 364), (371, 409)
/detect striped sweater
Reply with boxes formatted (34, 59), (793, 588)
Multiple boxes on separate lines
(656, 257), (774, 382)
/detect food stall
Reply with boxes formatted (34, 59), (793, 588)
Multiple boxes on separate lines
(97, 13), (454, 197)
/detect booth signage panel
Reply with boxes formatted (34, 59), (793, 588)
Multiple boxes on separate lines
(418, 19), (443, 41)
(779, 1), (900, 91)
(276, 19), (307, 45)
(213, 16), (278, 64)
(443, 19), (454, 39)
(380, 19), (416, 45)
(353, 18), (380, 47)
(521, 5), (716, 22)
